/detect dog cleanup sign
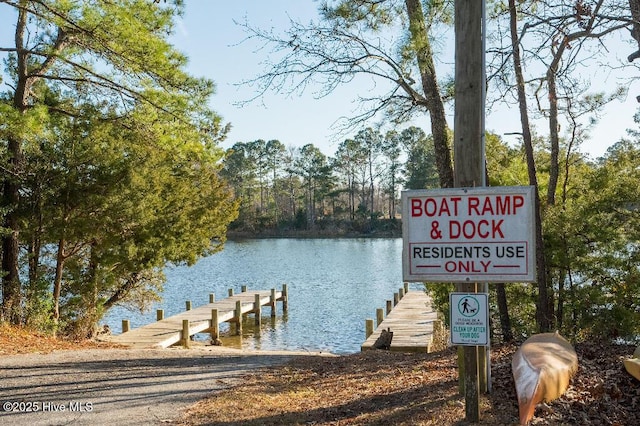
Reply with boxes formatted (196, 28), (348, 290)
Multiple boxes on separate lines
(450, 292), (489, 346)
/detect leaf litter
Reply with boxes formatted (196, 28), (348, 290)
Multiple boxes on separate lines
(180, 342), (639, 426)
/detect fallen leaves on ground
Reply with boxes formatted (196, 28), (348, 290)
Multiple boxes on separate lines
(0, 323), (120, 355)
(180, 342), (640, 426)
(2, 323), (638, 425)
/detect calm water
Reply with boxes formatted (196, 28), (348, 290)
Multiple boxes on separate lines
(104, 238), (423, 354)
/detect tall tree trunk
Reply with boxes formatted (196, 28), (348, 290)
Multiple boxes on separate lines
(404, 0), (454, 189)
(546, 70), (560, 206)
(2, 4), (29, 323)
(27, 193), (43, 287)
(2, 169), (22, 323)
(368, 151), (375, 215)
(508, 0), (552, 332)
(2, 2), (68, 324)
(557, 268), (566, 331)
(627, 0), (640, 63)
(495, 283), (513, 342)
(76, 242), (101, 339)
(52, 238), (66, 325)
(349, 173), (355, 220)
(390, 174), (396, 219)
(272, 166), (279, 224)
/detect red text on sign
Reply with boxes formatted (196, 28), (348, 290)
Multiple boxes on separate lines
(449, 219), (504, 239)
(444, 260), (491, 273)
(411, 197), (461, 217)
(467, 195), (524, 216)
(410, 194), (525, 217)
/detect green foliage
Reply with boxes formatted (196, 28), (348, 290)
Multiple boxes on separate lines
(1, 0), (237, 333)
(0, 104), (50, 144)
(14, 99), (237, 335)
(320, 0), (398, 31)
(557, 139), (640, 341)
(485, 132), (529, 186)
(425, 283), (454, 325)
(23, 277), (59, 335)
(223, 125), (428, 234)
(489, 283), (538, 340)
(401, 127), (439, 189)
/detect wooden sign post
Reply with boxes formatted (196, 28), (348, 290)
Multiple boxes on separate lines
(454, 0), (484, 422)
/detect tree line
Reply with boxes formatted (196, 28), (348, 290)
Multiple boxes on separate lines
(223, 124), (640, 342)
(221, 126), (438, 235)
(242, 0), (640, 343)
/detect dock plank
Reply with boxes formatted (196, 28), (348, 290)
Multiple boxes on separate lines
(361, 291), (437, 353)
(108, 290), (283, 349)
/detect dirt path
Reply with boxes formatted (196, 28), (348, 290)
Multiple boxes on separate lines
(0, 346), (327, 426)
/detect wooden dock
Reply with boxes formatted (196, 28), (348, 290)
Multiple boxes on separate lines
(108, 286), (287, 349)
(361, 288), (438, 353)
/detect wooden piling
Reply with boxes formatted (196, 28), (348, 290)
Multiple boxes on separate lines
(241, 285), (247, 292)
(394, 292), (399, 306)
(404, 282), (409, 293)
(399, 286), (405, 299)
(209, 293), (215, 303)
(386, 300), (393, 315)
(228, 288), (234, 297)
(254, 293), (262, 326)
(235, 300), (242, 335)
(182, 319), (190, 348)
(365, 319), (374, 339)
(270, 288), (277, 317)
(376, 308), (384, 328)
(210, 309), (219, 341)
(122, 319), (130, 333)
(186, 300), (192, 311)
(156, 309), (164, 321)
(282, 284), (288, 312)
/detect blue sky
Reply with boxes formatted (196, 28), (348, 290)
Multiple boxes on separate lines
(169, 1), (380, 155)
(2, 1), (639, 159)
(168, 1), (640, 160)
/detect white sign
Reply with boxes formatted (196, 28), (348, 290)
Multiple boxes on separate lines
(450, 293), (489, 346)
(402, 186), (536, 283)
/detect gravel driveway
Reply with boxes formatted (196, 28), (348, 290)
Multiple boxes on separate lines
(0, 346), (321, 425)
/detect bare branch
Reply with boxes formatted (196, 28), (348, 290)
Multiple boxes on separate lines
(235, 16), (424, 132)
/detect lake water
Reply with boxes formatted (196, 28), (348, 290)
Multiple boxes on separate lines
(104, 238), (424, 354)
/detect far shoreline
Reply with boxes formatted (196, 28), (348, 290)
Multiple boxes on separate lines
(226, 229), (402, 240)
